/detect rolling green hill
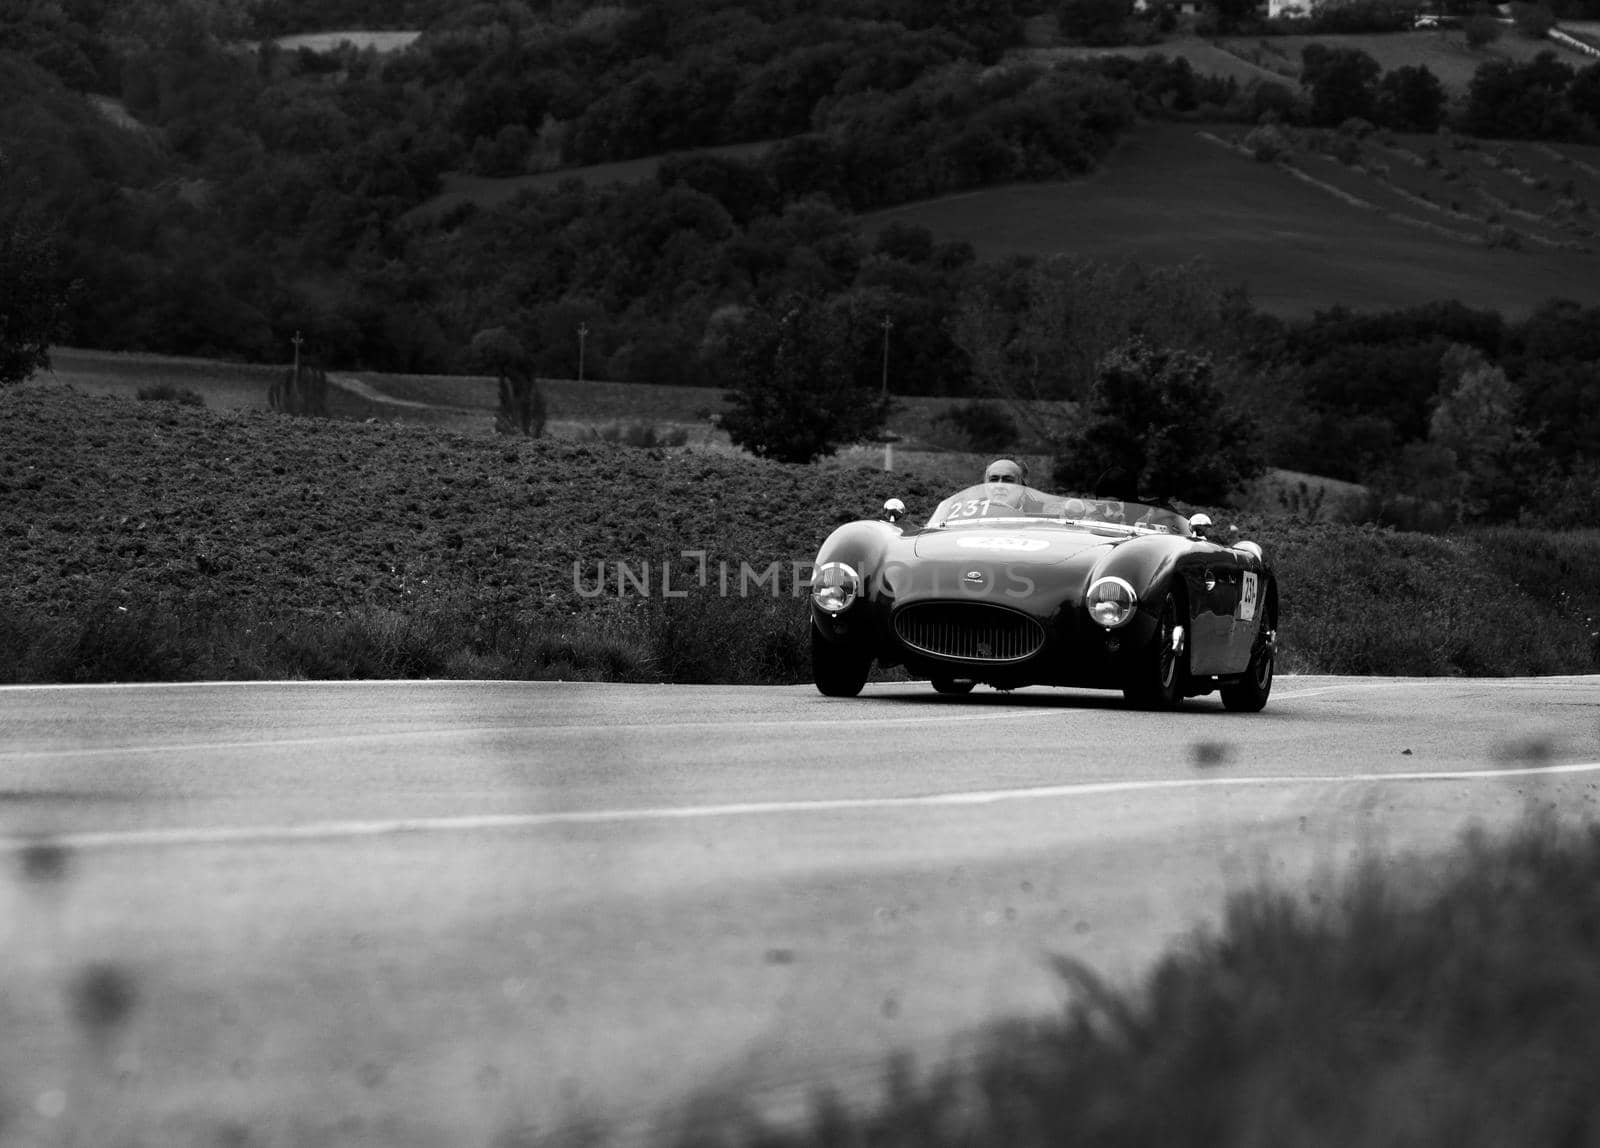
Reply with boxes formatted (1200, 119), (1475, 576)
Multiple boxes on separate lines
(862, 121), (1600, 317)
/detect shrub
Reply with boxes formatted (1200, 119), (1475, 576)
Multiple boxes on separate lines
(135, 384), (205, 407)
(642, 592), (809, 684)
(1244, 122), (1292, 160)
(473, 326), (546, 438)
(584, 421), (691, 448)
(268, 363), (328, 416)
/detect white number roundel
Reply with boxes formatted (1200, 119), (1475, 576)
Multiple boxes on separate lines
(955, 536), (1050, 552)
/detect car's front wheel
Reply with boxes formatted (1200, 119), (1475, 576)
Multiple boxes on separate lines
(931, 677), (975, 695)
(812, 626), (872, 697)
(1123, 591), (1187, 710)
(1222, 591), (1276, 713)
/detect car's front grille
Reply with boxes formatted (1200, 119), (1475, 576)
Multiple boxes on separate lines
(893, 602), (1045, 663)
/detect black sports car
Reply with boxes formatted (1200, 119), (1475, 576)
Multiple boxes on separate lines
(808, 480), (1278, 710)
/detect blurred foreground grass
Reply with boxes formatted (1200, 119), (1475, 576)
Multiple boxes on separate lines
(668, 808), (1600, 1148)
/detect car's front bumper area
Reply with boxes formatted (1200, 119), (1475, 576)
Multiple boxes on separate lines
(812, 594), (1162, 690)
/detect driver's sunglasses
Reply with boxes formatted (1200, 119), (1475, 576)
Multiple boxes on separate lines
(987, 475), (1017, 483)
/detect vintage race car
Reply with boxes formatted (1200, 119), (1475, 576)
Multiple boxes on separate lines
(808, 481), (1278, 710)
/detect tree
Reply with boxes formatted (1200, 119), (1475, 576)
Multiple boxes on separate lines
(0, 160), (70, 386)
(1051, 339), (1267, 504)
(471, 326), (546, 437)
(720, 294), (890, 464)
(1463, 9), (1503, 47)
(1571, 63), (1600, 129)
(1376, 65), (1446, 132)
(1426, 344), (1521, 519)
(1464, 52), (1577, 138)
(1299, 44), (1381, 126)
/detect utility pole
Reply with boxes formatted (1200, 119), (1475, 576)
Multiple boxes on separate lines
(577, 322), (589, 383)
(879, 314), (894, 401)
(879, 315), (895, 472)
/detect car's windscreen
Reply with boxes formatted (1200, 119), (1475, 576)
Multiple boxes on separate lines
(926, 484), (1192, 536)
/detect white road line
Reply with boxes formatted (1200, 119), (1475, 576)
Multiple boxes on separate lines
(0, 705), (1145, 761)
(3, 761), (1595, 853)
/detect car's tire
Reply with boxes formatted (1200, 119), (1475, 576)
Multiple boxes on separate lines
(1222, 590), (1276, 713)
(812, 625), (871, 698)
(1123, 591), (1187, 710)
(931, 677), (975, 695)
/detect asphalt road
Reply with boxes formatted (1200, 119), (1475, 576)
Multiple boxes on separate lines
(1, 676), (1597, 1147)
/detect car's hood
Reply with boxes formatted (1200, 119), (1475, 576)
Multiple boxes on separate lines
(879, 526), (1121, 609)
(911, 526), (1119, 563)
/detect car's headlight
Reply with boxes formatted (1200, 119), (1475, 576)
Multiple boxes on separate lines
(812, 562), (861, 614)
(1086, 576), (1138, 629)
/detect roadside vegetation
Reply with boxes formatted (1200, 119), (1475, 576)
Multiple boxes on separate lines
(664, 809), (1600, 1148)
(4, 384), (1596, 685)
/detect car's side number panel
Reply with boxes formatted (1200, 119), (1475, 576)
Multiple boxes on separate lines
(1225, 567), (1264, 671)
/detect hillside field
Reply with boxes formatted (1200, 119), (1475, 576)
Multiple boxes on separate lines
(4, 379), (1598, 685)
(863, 121), (1600, 317)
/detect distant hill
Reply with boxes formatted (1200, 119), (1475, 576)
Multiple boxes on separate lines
(397, 25), (1600, 318)
(861, 121), (1600, 317)
(415, 116), (1600, 319)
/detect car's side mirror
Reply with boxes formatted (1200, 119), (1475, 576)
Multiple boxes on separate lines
(883, 498), (906, 524)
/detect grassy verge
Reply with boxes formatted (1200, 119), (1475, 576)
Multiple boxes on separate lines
(665, 810), (1600, 1148)
(0, 587), (813, 685)
(2, 383), (1596, 683)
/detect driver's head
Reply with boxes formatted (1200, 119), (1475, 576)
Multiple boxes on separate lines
(984, 458), (1026, 486)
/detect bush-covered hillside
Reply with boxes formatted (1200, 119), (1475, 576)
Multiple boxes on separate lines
(4, 0), (1600, 387)
(4, 384), (1596, 684)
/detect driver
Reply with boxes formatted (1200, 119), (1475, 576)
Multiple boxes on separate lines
(983, 458), (1034, 510)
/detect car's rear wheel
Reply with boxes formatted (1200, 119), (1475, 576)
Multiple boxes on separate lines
(1222, 590), (1276, 713)
(1123, 591), (1187, 710)
(812, 626), (871, 697)
(931, 677), (975, 695)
